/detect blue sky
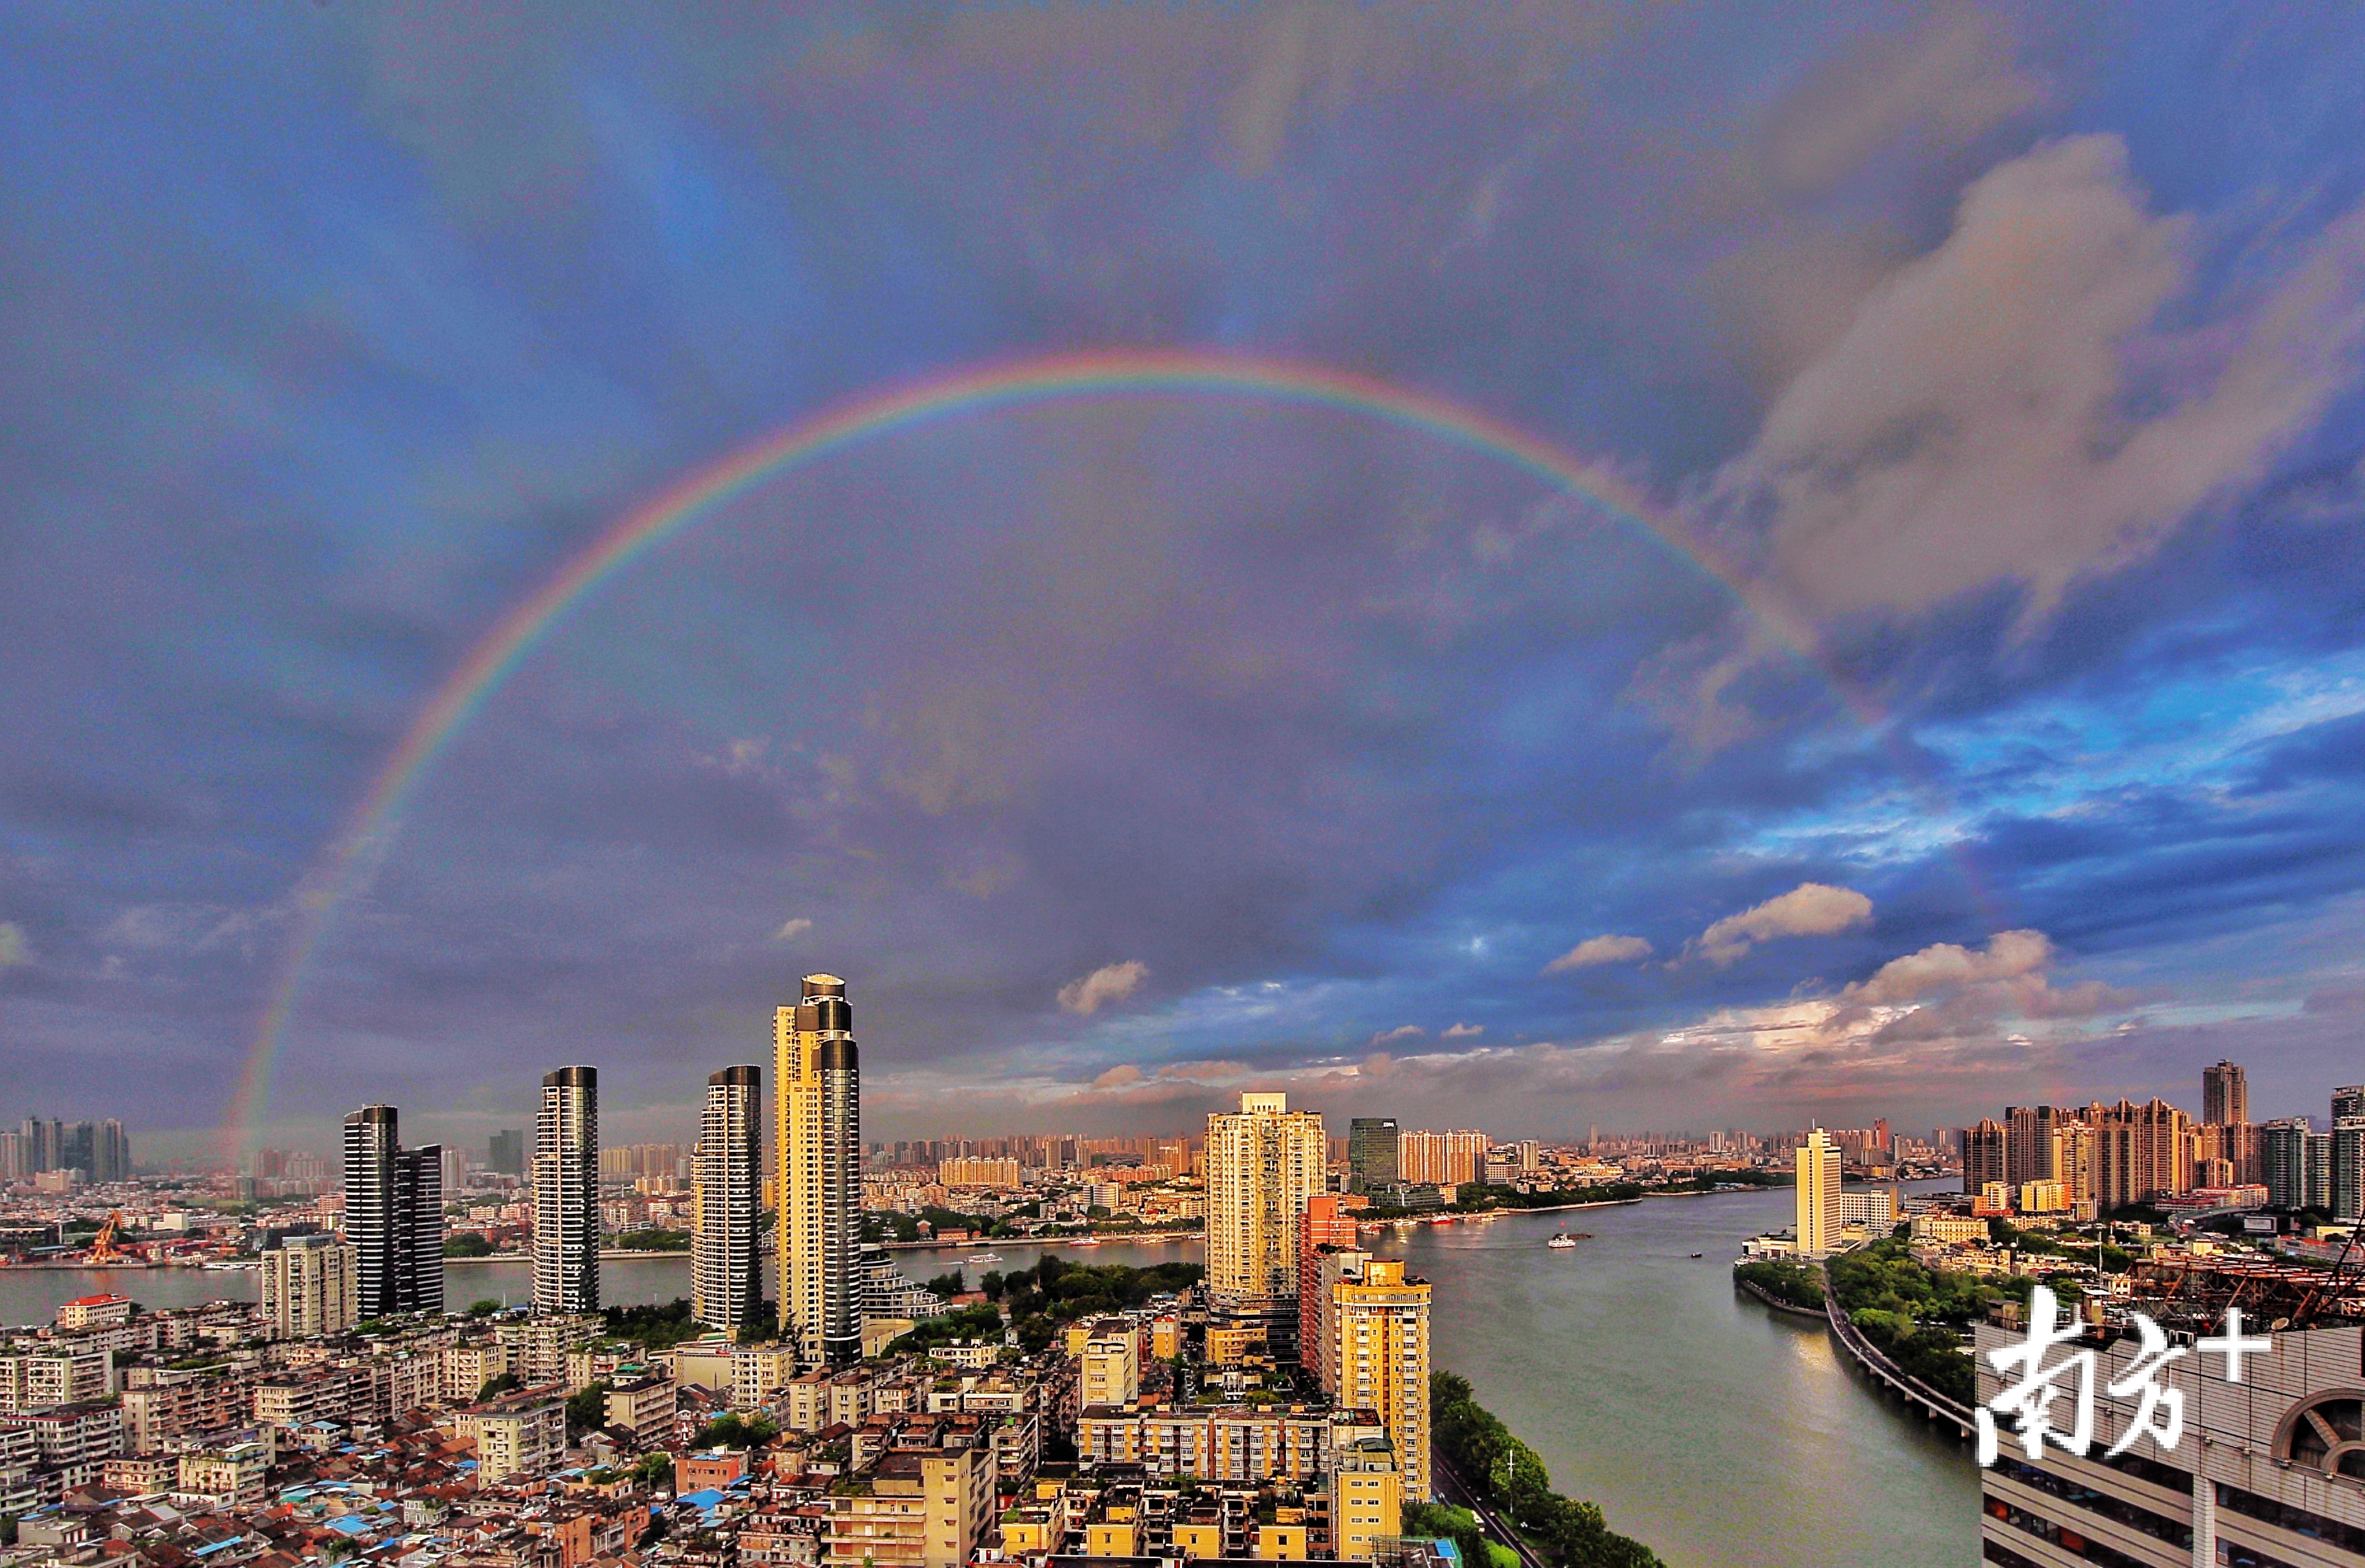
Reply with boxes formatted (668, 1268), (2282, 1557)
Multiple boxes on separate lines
(3, 4), (2364, 1157)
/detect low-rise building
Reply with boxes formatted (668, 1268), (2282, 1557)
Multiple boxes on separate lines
(173, 1439), (269, 1511)
(604, 1372), (678, 1444)
(452, 1387), (568, 1482)
(826, 1435), (994, 1568)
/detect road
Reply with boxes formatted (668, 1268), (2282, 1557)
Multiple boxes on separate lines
(1433, 1454), (1554, 1568)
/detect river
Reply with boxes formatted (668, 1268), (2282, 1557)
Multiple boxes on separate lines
(0, 1189), (1973, 1565)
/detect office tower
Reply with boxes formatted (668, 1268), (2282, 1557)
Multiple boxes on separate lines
(1332, 1258), (1432, 1501)
(342, 1106), (444, 1317)
(2004, 1106), (2063, 1188)
(776, 975), (862, 1366)
(487, 1129), (526, 1176)
(1796, 1129), (1842, 1256)
(0, 1131), (19, 1181)
(533, 1067), (600, 1314)
(695, 1065), (763, 1334)
(261, 1233), (357, 1340)
(1206, 1092), (1326, 1298)
(1347, 1118), (1399, 1193)
(439, 1145), (468, 1198)
(1296, 1195), (1361, 1374)
(2204, 1060), (2250, 1128)
(2337, 1087), (2365, 1125)
(2262, 1119), (2311, 1211)
(1962, 1119), (2007, 1196)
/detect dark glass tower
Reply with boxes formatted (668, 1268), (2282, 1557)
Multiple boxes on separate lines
(1348, 1117), (1400, 1193)
(342, 1105), (443, 1317)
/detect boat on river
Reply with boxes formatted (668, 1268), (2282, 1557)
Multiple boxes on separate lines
(1546, 1232), (1582, 1250)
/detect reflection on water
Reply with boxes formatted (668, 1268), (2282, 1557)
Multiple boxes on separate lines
(0, 1196), (1972, 1564)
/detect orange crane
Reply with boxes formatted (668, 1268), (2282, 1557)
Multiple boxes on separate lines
(89, 1212), (124, 1264)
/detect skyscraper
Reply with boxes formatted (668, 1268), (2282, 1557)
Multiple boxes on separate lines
(487, 1129), (525, 1176)
(2262, 1118), (2310, 1212)
(2337, 1120), (2365, 1225)
(2204, 1060), (2250, 1127)
(1347, 1117), (1399, 1193)
(2004, 1105), (2063, 1187)
(1795, 1129), (1841, 1257)
(1205, 1092), (1325, 1298)
(1962, 1118), (2007, 1196)
(694, 1065), (763, 1335)
(776, 975), (862, 1366)
(342, 1105), (444, 1318)
(2336, 1086), (2365, 1125)
(533, 1067), (600, 1314)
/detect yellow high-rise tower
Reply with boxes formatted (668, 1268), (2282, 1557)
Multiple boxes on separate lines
(1796, 1127), (1842, 1257)
(1332, 1258), (1431, 1501)
(775, 975), (862, 1367)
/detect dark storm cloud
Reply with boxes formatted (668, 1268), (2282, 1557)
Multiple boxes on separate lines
(4, 4), (2365, 1146)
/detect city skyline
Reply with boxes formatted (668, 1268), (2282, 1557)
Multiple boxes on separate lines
(7, 10), (2365, 1155)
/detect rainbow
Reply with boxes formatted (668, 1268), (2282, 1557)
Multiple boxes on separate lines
(217, 347), (1857, 1163)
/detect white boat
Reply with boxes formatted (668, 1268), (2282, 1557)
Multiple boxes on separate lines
(1070, 1236), (1102, 1247)
(1546, 1233), (1580, 1250)
(964, 1252), (1003, 1264)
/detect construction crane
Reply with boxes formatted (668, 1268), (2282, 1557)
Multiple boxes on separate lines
(89, 1211), (124, 1264)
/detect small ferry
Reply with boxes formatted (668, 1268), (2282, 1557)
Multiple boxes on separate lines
(1546, 1233), (1580, 1250)
(964, 1251), (1003, 1264)
(1069, 1236), (1102, 1247)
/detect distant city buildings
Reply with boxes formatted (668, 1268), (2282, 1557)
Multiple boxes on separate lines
(341, 1104), (443, 1318)
(532, 1066), (599, 1314)
(0, 1117), (130, 1184)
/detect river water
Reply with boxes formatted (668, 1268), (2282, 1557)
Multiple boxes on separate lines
(0, 1189), (1973, 1565)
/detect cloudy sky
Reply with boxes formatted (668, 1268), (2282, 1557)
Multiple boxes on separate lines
(5, 4), (2364, 1159)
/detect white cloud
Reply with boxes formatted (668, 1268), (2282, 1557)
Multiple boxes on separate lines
(1058, 960), (1149, 1016)
(1728, 135), (2365, 627)
(1442, 1022), (1483, 1039)
(1844, 928), (2051, 1005)
(773, 917), (813, 941)
(1544, 934), (1654, 973)
(1693, 882), (1872, 966)
(1371, 1024), (1424, 1045)
(1838, 929), (2132, 1041)
(0, 923), (27, 966)
(1091, 1064), (1144, 1089)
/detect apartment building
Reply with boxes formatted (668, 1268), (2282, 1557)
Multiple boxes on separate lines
(451, 1387), (568, 1482)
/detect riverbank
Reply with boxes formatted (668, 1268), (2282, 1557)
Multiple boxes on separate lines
(1732, 1273), (1827, 1321)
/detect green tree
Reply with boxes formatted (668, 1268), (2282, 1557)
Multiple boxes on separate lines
(475, 1373), (522, 1402)
(567, 1382), (611, 1438)
(443, 1233), (494, 1258)
(468, 1298), (501, 1317)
